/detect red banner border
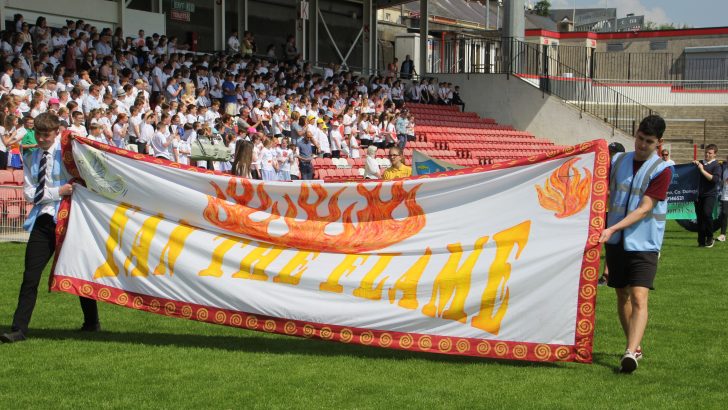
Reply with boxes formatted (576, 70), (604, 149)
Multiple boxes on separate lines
(54, 275), (583, 362)
(53, 135), (608, 363)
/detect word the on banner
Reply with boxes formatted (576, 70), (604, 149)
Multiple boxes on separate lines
(50, 135), (608, 363)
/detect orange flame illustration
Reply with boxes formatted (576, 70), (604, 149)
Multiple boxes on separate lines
(203, 179), (426, 253)
(535, 157), (592, 218)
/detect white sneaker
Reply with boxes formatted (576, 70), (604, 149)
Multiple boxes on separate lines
(620, 350), (638, 373)
(718, 235), (726, 242)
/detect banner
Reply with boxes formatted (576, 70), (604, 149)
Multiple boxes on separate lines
(411, 150), (463, 176)
(666, 164), (700, 220)
(666, 163), (722, 221)
(50, 135), (608, 363)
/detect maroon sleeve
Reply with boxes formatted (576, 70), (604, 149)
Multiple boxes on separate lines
(644, 167), (673, 201)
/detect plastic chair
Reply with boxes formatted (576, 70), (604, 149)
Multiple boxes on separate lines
(0, 187), (16, 201)
(0, 170), (14, 185)
(5, 204), (22, 220)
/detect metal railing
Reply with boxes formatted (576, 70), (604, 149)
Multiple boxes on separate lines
(588, 80), (728, 106)
(594, 53), (728, 81)
(0, 186), (29, 243)
(508, 40), (654, 135)
(427, 37), (655, 135)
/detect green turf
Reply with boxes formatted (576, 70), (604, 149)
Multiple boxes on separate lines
(0, 221), (726, 409)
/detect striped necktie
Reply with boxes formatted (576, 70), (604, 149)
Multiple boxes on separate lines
(34, 151), (49, 205)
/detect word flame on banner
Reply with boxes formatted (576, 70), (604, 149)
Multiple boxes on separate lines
(51, 135), (608, 363)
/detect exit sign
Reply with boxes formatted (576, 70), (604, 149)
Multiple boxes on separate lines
(172, 1), (195, 13)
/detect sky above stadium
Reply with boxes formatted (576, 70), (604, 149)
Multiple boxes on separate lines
(549, 0), (727, 28)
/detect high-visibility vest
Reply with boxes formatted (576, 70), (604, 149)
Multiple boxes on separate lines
(606, 151), (671, 252)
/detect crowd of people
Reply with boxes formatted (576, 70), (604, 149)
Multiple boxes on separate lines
(0, 14), (467, 182)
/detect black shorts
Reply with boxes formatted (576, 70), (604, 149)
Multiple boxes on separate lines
(605, 244), (658, 290)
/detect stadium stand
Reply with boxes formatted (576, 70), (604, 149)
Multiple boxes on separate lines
(406, 103), (564, 166)
(0, 13), (566, 206)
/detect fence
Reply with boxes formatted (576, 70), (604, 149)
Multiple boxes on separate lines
(589, 80), (728, 106)
(0, 185), (29, 243)
(428, 36), (728, 82)
(593, 53), (728, 82)
(427, 37), (654, 135)
(510, 40), (654, 135)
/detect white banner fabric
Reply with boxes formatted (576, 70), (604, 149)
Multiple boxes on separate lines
(50, 136), (608, 363)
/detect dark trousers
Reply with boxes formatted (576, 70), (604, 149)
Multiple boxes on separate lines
(299, 161), (313, 180)
(397, 134), (407, 151)
(11, 214), (99, 334)
(0, 150), (7, 169)
(452, 96), (465, 112)
(695, 196), (716, 245)
(720, 200), (728, 235)
(136, 141), (148, 155)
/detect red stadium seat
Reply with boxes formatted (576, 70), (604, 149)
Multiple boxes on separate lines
(0, 170), (14, 185)
(5, 204), (22, 220)
(12, 170), (24, 184)
(322, 157), (335, 169)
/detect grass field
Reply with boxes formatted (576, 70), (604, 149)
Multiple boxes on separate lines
(0, 221), (726, 409)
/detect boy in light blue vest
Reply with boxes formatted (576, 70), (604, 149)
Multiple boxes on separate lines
(1, 112), (99, 344)
(599, 115), (672, 373)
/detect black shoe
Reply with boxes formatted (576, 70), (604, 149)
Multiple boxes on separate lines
(79, 322), (101, 332)
(1, 330), (27, 343)
(706, 240), (715, 248)
(620, 350), (638, 373)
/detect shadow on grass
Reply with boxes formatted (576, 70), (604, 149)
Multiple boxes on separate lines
(591, 351), (621, 372)
(28, 327), (565, 368)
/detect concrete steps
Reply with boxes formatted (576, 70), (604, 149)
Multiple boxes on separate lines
(651, 106), (728, 161)
(663, 139), (698, 163)
(652, 106), (728, 122)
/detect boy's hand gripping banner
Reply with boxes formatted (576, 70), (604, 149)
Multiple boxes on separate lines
(51, 135), (608, 363)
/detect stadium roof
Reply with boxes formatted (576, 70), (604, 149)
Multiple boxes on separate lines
(525, 12), (557, 31)
(399, 1), (497, 28)
(374, 0), (417, 8)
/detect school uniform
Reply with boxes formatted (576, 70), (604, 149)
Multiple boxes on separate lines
(3, 139), (99, 341)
